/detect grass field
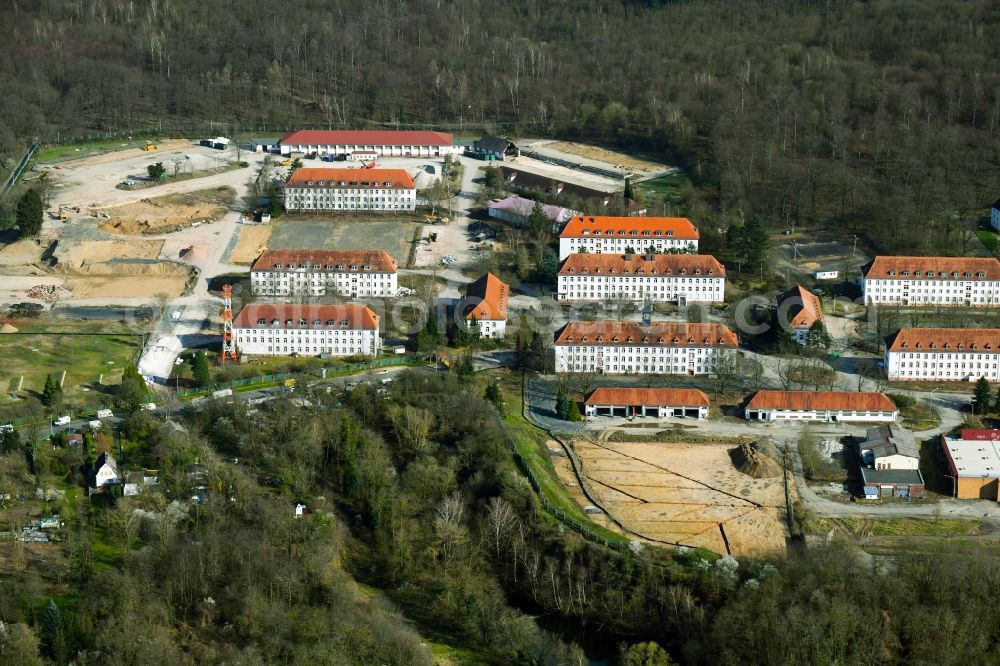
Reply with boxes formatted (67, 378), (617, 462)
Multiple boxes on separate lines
(841, 517), (982, 537)
(268, 216), (423, 266)
(636, 172), (690, 203)
(0, 323), (142, 398)
(36, 137), (159, 163)
(976, 229), (998, 252)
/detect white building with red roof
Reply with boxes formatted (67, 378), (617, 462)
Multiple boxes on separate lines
(283, 168), (416, 212)
(862, 256), (1000, 306)
(557, 253), (725, 304)
(279, 130), (460, 158)
(584, 387), (710, 419)
(232, 304), (380, 357)
(250, 249), (398, 298)
(558, 216), (699, 259)
(554, 321), (738, 375)
(462, 273), (509, 339)
(777, 285), (823, 344)
(885, 328), (1000, 381)
(744, 391), (898, 423)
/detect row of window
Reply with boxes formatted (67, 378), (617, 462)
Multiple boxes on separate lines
(560, 276), (721, 283)
(576, 230), (687, 238)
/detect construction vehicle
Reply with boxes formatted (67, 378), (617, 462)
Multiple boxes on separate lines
(142, 143), (157, 151)
(279, 158), (294, 166)
(362, 161), (377, 169)
(429, 232), (438, 242)
(283, 379), (297, 388)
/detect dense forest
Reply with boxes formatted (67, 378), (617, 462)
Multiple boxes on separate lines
(4, 371), (1000, 665)
(2, 0), (1000, 253)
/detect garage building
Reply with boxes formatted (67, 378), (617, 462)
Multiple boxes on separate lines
(584, 387), (710, 419)
(744, 390), (898, 423)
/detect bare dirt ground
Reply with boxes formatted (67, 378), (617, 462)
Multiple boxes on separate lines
(0, 238), (45, 266)
(575, 439), (791, 556)
(96, 186), (235, 235)
(545, 141), (668, 173)
(546, 440), (624, 535)
(228, 225), (274, 264)
(70, 275), (188, 298)
(55, 239), (164, 267)
(44, 138), (191, 168)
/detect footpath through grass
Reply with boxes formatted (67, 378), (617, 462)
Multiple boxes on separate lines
(486, 371), (628, 546)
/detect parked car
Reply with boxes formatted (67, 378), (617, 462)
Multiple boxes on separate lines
(96, 409), (114, 419)
(53, 416), (71, 426)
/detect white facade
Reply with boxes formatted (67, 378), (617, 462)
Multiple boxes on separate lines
(583, 401), (708, 419)
(862, 257), (1000, 306)
(250, 252), (398, 298)
(284, 184), (415, 212)
(554, 323), (737, 375)
(746, 406), (897, 423)
(886, 350), (1000, 382)
(558, 271), (724, 304)
(471, 318), (506, 339)
(559, 236), (697, 259)
(95, 456), (119, 487)
(233, 306), (380, 358)
(557, 254), (725, 304)
(281, 142), (461, 157)
(558, 216), (699, 259)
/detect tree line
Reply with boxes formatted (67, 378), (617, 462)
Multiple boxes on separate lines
(2, 0), (999, 255)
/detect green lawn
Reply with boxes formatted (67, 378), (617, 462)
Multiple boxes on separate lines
(36, 137), (160, 163)
(0, 329), (142, 399)
(636, 172), (690, 203)
(976, 229), (998, 252)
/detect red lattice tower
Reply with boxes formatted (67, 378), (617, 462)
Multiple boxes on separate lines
(221, 284), (238, 363)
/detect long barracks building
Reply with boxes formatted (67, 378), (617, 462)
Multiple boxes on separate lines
(279, 130), (461, 157)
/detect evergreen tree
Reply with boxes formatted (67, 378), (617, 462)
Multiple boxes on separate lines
(534, 247), (560, 282)
(566, 398), (583, 422)
(147, 162), (167, 179)
(806, 321), (831, 349)
(192, 352), (211, 386)
(456, 354), (475, 380)
(528, 201), (549, 235)
(40, 374), (62, 408)
(0, 428), (18, 453)
(484, 382), (503, 415)
(39, 599), (65, 663)
(972, 377), (993, 414)
(555, 388), (570, 420)
(16, 188), (43, 237)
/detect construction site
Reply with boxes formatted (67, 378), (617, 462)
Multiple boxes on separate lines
(573, 436), (792, 556)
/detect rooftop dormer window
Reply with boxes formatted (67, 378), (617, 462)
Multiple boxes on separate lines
(257, 319), (266, 325)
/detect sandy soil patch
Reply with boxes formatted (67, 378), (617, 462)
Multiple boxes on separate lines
(575, 440), (790, 556)
(0, 239), (45, 266)
(55, 239), (164, 268)
(546, 142), (667, 173)
(228, 225), (273, 264)
(96, 186), (234, 235)
(68, 275), (188, 298)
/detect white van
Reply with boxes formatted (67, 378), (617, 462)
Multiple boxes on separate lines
(96, 409), (114, 419)
(89, 420), (102, 430)
(53, 416), (71, 426)
(142, 402), (156, 411)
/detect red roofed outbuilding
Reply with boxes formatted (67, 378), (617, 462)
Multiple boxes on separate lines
(279, 130), (459, 158)
(584, 387), (710, 419)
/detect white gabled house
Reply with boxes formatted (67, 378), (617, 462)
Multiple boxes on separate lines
(94, 452), (119, 488)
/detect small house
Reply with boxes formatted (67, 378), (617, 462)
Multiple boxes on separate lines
(777, 285), (823, 345)
(469, 136), (519, 161)
(584, 387), (710, 419)
(94, 452), (119, 487)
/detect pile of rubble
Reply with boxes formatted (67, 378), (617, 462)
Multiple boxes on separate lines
(25, 284), (71, 301)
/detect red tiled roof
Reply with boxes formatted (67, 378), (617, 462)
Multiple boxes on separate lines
(558, 253), (724, 276)
(779, 285), (823, 329)
(233, 304), (379, 330)
(560, 216), (699, 240)
(585, 387), (710, 407)
(280, 130), (453, 147)
(959, 429), (1000, 441)
(886, 328), (1000, 353)
(285, 167), (415, 189)
(464, 273), (509, 321)
(251, 249), (397, 273)
(863, 256), (1000, 281)
(746, 390), (897, 412)
(554, 322), (738, 348)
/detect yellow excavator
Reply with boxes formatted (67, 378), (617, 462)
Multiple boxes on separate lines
(142, 143), (157, 151)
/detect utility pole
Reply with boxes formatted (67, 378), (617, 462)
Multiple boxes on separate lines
(852, 235), (858, 257)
